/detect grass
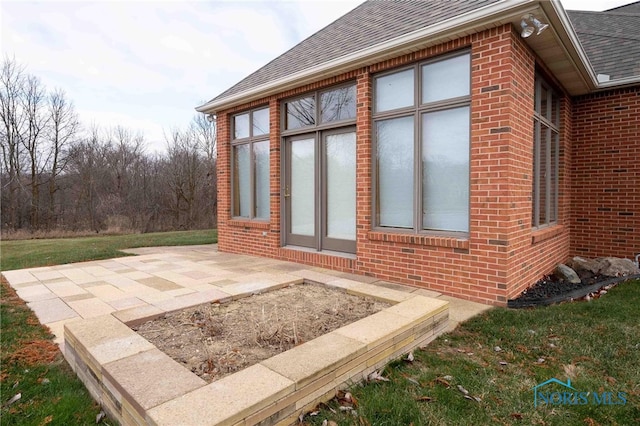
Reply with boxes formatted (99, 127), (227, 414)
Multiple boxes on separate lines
(308, 279), (640, 426)
(0, 229), (218, 271)
(1, 278), (104, 425)
(0, 230), (218, 425)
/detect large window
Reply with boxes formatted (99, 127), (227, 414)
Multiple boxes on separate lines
(232, 107), (270, 219)
(373, 52), (470, 233)
(532, 75), (560, 228)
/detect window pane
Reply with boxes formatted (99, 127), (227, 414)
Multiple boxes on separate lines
(551, 96), (560, 127)
(422, 54), (470, 103)
(550, 130), (558, 222)
(321, 86), (356, 123)
(422, 107), (470, 232)
(252, 108), (269, 136)
(326, 132), (356, 240)
(233, 144), (250, 217)
(539, 125), (548, 225)
(254, 141), (270, 219)
(234, 113), (250, 139)
(375, 69), (414, 112)
(291, 138), (315, 235)
(286, 97), (315, 129)
(376, 116), (414, 228)
(540, 85), (549, 120)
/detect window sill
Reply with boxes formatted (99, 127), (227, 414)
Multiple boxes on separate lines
(228, 219), (270, 230)
(368, 231), (469, 250)
(531, 224), (564, 244)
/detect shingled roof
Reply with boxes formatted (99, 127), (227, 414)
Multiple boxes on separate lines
(568, 3), (640, 80)
(210, 0), (499, 103)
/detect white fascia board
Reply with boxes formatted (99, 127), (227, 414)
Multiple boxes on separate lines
(196, 0), (536, 114)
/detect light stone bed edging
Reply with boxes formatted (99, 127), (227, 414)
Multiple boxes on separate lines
(64, 275), (449, 426)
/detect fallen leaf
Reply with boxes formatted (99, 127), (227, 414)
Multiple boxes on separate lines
(457, 385), (469, 395)
(494, 346), (502, 352)
(416, 396), (434, 402)
(96, 411), (106, 424)
(328, 421), (338, 426)
(367, 370), (389, 382)
(499, 361), (508, 366)
(606, 376), (617, 385)
(510, 413), (523, 420)
(443, 375), (454, 381)
(339, 406), (354, 412)
(4, 393), (21, 407)
(435, 377), (451, 388)
(39, 415), (53, 426)
(406, 351), (414, 362)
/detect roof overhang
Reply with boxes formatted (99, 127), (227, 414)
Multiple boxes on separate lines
(197, 0), (640, 115)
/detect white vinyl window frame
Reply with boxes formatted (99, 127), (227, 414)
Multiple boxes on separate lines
(231, 107), (270, 220)
(372, 50), (471, 235)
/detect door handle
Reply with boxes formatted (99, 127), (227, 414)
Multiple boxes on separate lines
(284, 186), (290, 198)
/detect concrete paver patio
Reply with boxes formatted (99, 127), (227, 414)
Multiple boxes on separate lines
(3, 244), (491, 425)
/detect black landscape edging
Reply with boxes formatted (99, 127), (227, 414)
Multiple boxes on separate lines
(507, 274), (640, 309)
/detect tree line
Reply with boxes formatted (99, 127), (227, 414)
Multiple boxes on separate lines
(0, 57), (217, 235)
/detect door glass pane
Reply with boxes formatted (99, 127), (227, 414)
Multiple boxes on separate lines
(326, 132), (356, 240)
(286, 97), (315, 129)
(321, 86), (356, 123)
(254, 141), (270, 219)
(252, 108), (269, 136)
(234, 113), (250, 139)
(422, 107), (470, 232)
(422, 54), (470, 103)
(233, 144), (250, 217)
(375, 68), (414, 112)
(291, 138), (315, 236)
(376, 116), (414, 228)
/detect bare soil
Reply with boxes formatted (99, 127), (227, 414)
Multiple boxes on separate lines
(134, 283), (389, 383)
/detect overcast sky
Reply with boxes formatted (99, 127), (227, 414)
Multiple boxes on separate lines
(1, 0), (634, 153)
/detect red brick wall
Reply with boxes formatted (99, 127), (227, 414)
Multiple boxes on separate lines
(215, 25), (576, 305)
(571, 88), (640, 259)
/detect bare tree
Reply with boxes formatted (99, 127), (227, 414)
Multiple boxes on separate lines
(191, 113), (217, 226)
(45, 88), (79, 228)
(0, 57), (27, 229)
(20, 74), (50, 229)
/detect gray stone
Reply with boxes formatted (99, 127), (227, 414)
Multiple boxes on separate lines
(554, 264), (581, 284)
(567, 257), (600, 275)
(598, 257), (640, 277)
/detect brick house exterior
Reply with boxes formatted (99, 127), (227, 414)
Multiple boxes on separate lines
(198, 0), (640, 305)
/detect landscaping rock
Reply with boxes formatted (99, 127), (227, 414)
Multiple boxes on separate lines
(598, 257), (640, 277)
(567, 257), (601, 275)
(554, 264), (581, 284)
(568, 256), (640, 277)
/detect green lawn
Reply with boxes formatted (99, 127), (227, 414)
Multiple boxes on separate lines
(0, 230), (217, 425)
(0, 229), (217, 271)
(308, 279), (640, 426)
(1, 231), (637, 425)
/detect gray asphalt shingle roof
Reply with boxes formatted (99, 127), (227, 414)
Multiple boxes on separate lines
(568, 4), (640, 80)
(211, 0), (499, 103)
(208, 0), (640, 106)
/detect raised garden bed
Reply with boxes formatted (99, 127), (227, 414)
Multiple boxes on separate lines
(64, 277), (449, 426)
